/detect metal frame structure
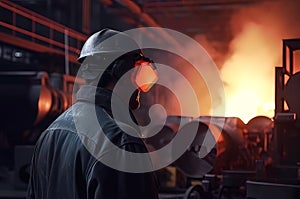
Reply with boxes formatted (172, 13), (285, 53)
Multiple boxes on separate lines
(0, 0), (87, 64)
(273, 38), (300, 176)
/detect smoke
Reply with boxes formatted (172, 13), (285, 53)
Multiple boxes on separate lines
(187, 0), (300, 123)
(141, 49), (213, 118)
(136, 0), (300, 124)
(229, 0), (300, 40)
(220, 0), (300, 122)
(221, 22), (278, 122)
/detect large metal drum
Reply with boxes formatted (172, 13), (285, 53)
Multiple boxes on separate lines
(0, 71), (68, 145)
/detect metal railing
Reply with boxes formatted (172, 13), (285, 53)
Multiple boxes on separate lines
(0, 0), (87, 64)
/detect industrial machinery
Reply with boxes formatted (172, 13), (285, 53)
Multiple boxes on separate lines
(0, 71), (84, 198)
(1, 39), (300, 199)
(237, 39), (300, 199)
(143, 39), (300, 199)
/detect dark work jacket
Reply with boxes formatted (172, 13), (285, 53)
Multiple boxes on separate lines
(27, 85), (159, 199)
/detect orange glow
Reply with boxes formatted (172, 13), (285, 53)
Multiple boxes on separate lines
(134, 61), (158, 92)
(146, 1), (300, 124)
(35, 86), (52, 125)
(221, 22), (278, 123)
(151, 22), (279, 122)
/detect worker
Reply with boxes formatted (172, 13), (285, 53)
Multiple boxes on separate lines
(27, 28), (159, 199)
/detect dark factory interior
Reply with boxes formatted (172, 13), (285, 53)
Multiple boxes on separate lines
(1, 0), (300, 198)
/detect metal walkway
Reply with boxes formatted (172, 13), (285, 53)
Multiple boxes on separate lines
(0, 0), (87, 64)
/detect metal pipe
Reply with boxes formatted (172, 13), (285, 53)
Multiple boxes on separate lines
(117, 0), (180, 48)
(82, 0), (91, 34)
(64, 29), (70, 75)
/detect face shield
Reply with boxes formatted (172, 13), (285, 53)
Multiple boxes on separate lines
(131, 58), (158, 92)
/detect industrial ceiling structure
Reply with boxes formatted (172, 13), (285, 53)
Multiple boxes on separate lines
(98, 0), (262, 65)
(3, 0), (299, 75)
(1, 0), (265, 67)
(101, 0), (252, 36)
(93, 0), (299, 68)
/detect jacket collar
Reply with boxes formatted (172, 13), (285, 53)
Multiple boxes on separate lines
(76, 85), (137, 125)
(76, 85), (116, 116)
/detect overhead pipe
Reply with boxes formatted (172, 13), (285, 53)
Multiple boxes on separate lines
(119, 0), (180, 47)
(144, 0), (260, 9)
(82, 0), (91, 34)
(102, 0), (181, 48)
